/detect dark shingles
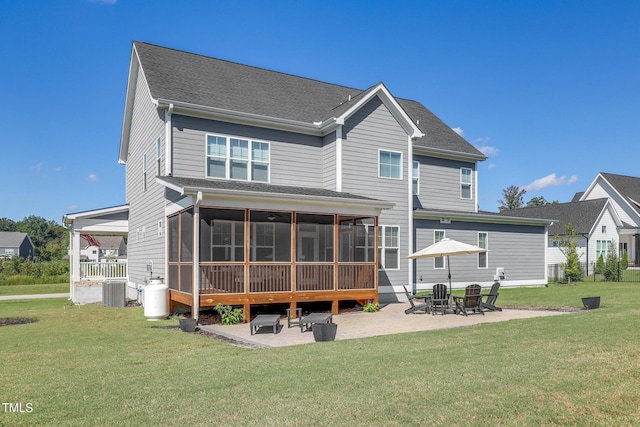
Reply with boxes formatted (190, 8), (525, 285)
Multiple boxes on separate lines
(600, 173), (640, 214)
(158, 176), (381, 202)
(134, 41), (484, 158)
(497, 199), (609, 235)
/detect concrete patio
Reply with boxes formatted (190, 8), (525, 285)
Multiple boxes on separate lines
(198, 303), (571, 348)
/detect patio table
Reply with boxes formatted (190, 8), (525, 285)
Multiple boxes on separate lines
(250, 314), (281, 335)
(300, 313), (332, 332)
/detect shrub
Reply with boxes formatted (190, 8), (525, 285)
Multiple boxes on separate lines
(595, 255), (605, 274)
(214, 303), (244, 325)
(363, 301), (380, 312)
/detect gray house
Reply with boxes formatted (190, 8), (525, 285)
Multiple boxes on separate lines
(0, 232), (35, 259)
(110, 41), (550, 316)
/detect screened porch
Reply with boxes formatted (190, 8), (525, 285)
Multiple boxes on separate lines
(167, 207), (380, 318)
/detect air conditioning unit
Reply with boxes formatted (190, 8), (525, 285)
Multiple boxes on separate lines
(102, 281), (126, 307)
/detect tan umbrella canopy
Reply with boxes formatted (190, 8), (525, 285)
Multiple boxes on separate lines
(408, 238), (488, 291)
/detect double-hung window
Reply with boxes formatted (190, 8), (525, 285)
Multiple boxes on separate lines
(412, 161), (420, 195)
(434, 230), (445, 269)
(596, 240), (611, 260)
(478, 232), (488, 268)
(379, 150), (402, 179)
(460, 167), (472, 199)
(206, 134), (270, 182)
(378, 226), (399, 269)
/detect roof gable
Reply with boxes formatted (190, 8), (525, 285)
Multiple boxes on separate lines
(0, 232), (31, 248)
(121, 41), (484, 161)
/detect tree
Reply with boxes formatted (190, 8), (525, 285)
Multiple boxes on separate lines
(0, 218), (17, 232)
(603, 240), (620, 281)
(498, 185), (526, 211)
(526, 196), (550, 207)
(553, 224), (583, 284)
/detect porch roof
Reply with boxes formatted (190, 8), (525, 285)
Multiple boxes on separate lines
(157, 176), (394, 214)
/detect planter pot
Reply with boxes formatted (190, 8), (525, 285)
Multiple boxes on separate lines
(312, 322), (337, 342)
(179, 318), (197, 332)
(582, 296), (601, 310)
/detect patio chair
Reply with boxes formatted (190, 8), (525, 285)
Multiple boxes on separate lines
(453, 284), (484, 316)
(403, 285), (430, 314)
(431, 283), (449, 316)
(481, 281), (502, 311)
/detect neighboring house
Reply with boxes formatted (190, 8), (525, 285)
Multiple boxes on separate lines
(0, 232), (35, 260)
(500, 198), (621, 274)
(499, 172), (640, 272)
(79, 235), (127, 262)
(68, 41), (552, 313)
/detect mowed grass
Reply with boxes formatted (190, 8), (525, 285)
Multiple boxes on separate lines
(0, 283), (68, 296)
(1, 282), (639, 426)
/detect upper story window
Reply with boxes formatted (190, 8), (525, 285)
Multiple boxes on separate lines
(206, 134), (270, 182)
(601, 225), (606, 233)
(412, 161), (420, 195)
(379, 150), (402, 179)
(460, 167), (472, 199)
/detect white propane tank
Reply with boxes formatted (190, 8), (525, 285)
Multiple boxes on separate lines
(144, 278), (169, 321)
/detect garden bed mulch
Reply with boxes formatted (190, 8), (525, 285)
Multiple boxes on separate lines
(0, 317), (38, 327)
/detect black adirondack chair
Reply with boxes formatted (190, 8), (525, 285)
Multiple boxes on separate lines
(431, 283), (449, 315)
(453, 284), (484, 316)
(403, 285), (430, 314)
(481, 281), (502, 311)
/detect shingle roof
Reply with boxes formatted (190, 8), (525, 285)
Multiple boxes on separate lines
(0, 232), (30, 248)
(133, 41), (484, 159)
(600, 172), (640, 214)
(498, 199), (609, 235)
(158, 176), (382, 202)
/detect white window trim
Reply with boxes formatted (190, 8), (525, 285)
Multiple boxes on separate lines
(460, 167), (472, 200)
(205, 133), (271, 183)
(434, 230), (446, 269)
(378, 225), (400, 270)
(478, 232), (488, 269)
(412, 161), (420, 195)
(156, 138), (162, 176)
(378, 149), (403, 180)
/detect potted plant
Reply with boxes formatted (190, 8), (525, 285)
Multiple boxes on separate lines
(179, 317), (197, 332)
(581, 296), (601, 310)
(312, 322), (337, 342)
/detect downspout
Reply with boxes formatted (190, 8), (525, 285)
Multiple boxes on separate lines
(335, 126), (343, 192)
(193, 191), (202, 321)
(581, 233), (589, 276)
(408, 136), (415, 294)
(165, 103), (173, 176)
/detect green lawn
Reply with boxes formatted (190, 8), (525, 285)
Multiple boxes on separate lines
(0, 283), (68, 296)
(1, 282), (639, 426)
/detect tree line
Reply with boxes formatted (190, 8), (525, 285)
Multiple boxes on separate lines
(497, 185), (559, 211)
(0, 216), (69, 285)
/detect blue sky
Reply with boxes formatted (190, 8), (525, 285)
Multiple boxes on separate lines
(1, 0), (638, 222)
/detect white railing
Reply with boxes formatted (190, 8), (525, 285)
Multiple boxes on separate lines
(80, 261), (128, 280)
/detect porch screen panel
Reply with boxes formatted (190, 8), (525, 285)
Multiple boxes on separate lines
(250, 211), (291, 262)
(296, 214), (333, 262)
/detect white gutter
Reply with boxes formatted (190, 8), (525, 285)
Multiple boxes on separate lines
(336, 126), (343, 191)
(407, 135), (415, 293)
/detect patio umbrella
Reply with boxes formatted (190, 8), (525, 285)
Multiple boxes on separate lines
(408, 238), (488, 291)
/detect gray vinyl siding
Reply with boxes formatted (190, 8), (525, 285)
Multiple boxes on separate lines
(413, 219), (546, 289)
(126, 68), (167, 286)
(171, 115), (323, 187)
(413, 154), (477, 212)
(341, 96), (410, 292)
(322, 131), (336, 190)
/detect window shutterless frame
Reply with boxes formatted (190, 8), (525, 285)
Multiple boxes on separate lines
(205, 133), (270, 182)
(478, 232), (488, 269)
(378, 149), (403, 180)
(460, 167), (472, 199)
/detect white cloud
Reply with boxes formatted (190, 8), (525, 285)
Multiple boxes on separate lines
(87, 173), (99, 182)
(486, 163), (496, 169)
(67, 204), (78, 211)
(476, 145), (499, 156)
(452, 127), (464, 136)
(88, 0), (117, 4)
(524, 173), (578, 191)
(30, 163), (42, 173)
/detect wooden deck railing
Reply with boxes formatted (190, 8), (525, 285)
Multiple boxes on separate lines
(197, 263), (375, 294)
